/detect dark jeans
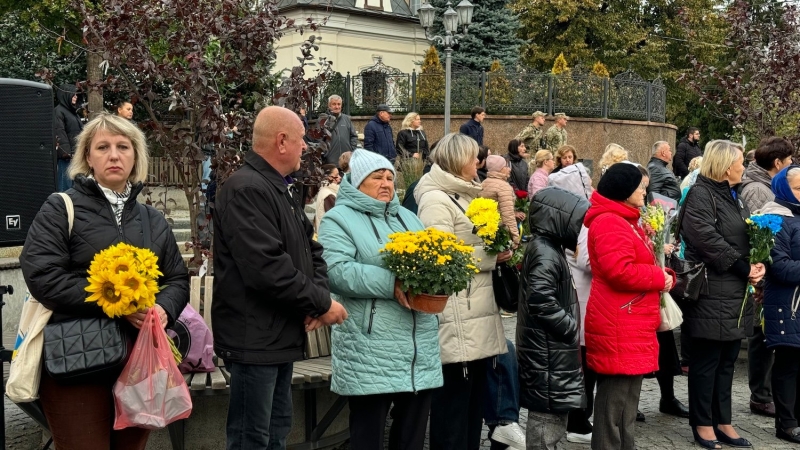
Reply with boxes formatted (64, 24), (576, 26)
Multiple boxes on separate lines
(567, 345), (596, 434)
(748, 326), (774, 404)
(225, 362), (293, 450)
(57, 158), (72, 192)
(348, 390), (433, 450)
(38, 370), (150, 450)
(688, 338), (741, 427)
(430, 359), (488, 450)
(484, 339), (520, 426)
(592, 374), (643, 450)
(771, 346), (800, 429)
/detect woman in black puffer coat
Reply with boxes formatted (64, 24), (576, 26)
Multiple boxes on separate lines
(505, 139), (530, 193)
(517, 187), (589, 449)
(20, 113), (189, 450)
(680, 140), (764, 449)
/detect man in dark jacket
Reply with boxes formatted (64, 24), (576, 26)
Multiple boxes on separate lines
(518, 187), (589, 449)
(212, 106), (347, 449)
(324, 95), (359, 166)
(647, 141), (682, 202)
(459, 106), (486, 145)
(673, 127), (702, 178)
(363, 104), (396, 163)
(54, 84), (83, 192)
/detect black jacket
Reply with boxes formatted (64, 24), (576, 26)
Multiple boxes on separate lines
(646, 157), (681, 202)
(212, 151), (332, 365)
(20, 176), (189, 327)
(395, 129), (429, 160)
(680, 175), (753, 341)
(518, 187), (589, 413)
(53, 84), (83, 159)
(673, 137), (702, 178)
(459, 118), (484, 145)
(506, 153), (529, 192)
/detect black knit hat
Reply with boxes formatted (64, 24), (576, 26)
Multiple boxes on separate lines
(596, 163), (643, 201)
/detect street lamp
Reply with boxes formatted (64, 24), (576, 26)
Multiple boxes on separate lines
(418, 0), (473, 134)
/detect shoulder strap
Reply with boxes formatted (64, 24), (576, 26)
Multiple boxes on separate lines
(56, 193), (74, 237)
(138, 203), (151, 249)
(447, 194), (466, 213)
(674, 184), (717, 244)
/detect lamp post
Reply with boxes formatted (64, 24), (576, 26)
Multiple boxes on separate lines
(418, 0), (474, 134)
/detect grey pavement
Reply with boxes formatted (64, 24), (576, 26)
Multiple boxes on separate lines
(3, 317), (797, 449)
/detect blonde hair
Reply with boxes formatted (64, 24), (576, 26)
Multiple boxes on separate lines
(555, 145), (577, 168)
(431, 133), (478, 176)
(68, 112), (149, 183)
(534, 150), (553, 168)
(700, 140), (744, 181)
(401, 112), (420, 129)
(599, 144), (629, 175)
(688, 156), (703, 172)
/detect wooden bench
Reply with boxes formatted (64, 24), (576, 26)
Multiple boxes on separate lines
(167, 276), (348, 450)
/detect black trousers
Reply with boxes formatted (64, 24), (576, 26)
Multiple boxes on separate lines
(348, 390), (433, 450)
(688, 338), (741, 427)
(771, 346), (800, 430)
(567, 346), (597, 434)
(748, 326), (774, 404)
(430, 359), (488, 450)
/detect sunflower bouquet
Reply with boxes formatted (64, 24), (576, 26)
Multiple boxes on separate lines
(380, 228), (478, 297)
(465, 198), (512, 255)
(85, 242), (162, 318)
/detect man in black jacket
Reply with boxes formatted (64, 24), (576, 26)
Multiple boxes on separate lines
(673, 127), (702, 179)
(647, 141), (682, 202)
(459, 106), (486, 145)
(54, 84), (83, 192)
(212, 106), (347, 450)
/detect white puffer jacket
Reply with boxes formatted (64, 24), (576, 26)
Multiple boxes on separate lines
(414, 164), (508, 364)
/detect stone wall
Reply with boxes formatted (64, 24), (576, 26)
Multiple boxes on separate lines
(351, 115), (678, 185)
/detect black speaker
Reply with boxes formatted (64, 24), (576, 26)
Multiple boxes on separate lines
(0, 79), (55, 247)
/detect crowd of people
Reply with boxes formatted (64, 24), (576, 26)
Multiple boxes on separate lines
(23, 94), (800, 450)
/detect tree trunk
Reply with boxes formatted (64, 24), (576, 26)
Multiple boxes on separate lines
(86, 52), (104, 118)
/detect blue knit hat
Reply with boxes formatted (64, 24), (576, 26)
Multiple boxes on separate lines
(349, 149), (396, 188)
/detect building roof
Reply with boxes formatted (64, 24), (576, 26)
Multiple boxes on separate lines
(277, 0), (416, 19)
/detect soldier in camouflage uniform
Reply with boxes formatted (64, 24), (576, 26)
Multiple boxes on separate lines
(545, 112), (569, 151)
(515, 111), (547, 152)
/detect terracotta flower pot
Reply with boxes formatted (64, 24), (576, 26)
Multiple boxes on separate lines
(407, 292), (449, 314)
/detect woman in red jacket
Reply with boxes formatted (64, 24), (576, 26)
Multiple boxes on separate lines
(584, 163), (676, 450)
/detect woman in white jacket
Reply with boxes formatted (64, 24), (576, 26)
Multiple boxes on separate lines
(414, 133), (510, 450)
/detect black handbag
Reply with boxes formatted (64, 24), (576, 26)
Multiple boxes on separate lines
(668, 186), (715, 301)
(43, 317), (133, 383)
(492, 262), (521, 312)
(43, 203), (151, 383)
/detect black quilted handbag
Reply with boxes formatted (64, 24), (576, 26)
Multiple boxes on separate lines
(492, 263), (521, 312)
(43, 317), (132, 383)
(668, 185), (714, 301)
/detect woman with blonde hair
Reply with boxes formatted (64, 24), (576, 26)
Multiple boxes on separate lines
(681, 156), (704, 191)
(599, 144), (629, 175)
(395, 112), (429, 160)
(680, 140), (763, 448)
(553, 145), (578, 173)
(527, 150), (555, 199)
(20, 113), (189, 449)
(415, 133), (511, 449)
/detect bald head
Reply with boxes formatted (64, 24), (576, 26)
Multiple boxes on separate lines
(252, 106), (307, 176)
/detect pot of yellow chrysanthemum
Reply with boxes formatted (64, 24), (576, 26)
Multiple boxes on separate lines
(381, 228), (479, 313)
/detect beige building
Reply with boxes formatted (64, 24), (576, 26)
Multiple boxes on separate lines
(275, 0), (429, 76)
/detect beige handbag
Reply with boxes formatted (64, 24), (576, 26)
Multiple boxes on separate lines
(6, 193), (73, 403)
(658, 291), (684, 332)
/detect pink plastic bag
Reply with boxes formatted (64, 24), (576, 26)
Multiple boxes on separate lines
(113, 308), (193, 430)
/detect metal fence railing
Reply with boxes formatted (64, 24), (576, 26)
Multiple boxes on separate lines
(315, 63), (666, 123)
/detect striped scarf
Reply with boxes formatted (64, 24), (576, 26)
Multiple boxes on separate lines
(90, 176), (132, 225)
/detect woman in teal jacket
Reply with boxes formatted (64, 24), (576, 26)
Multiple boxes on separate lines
(318, 150), (443, 450)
